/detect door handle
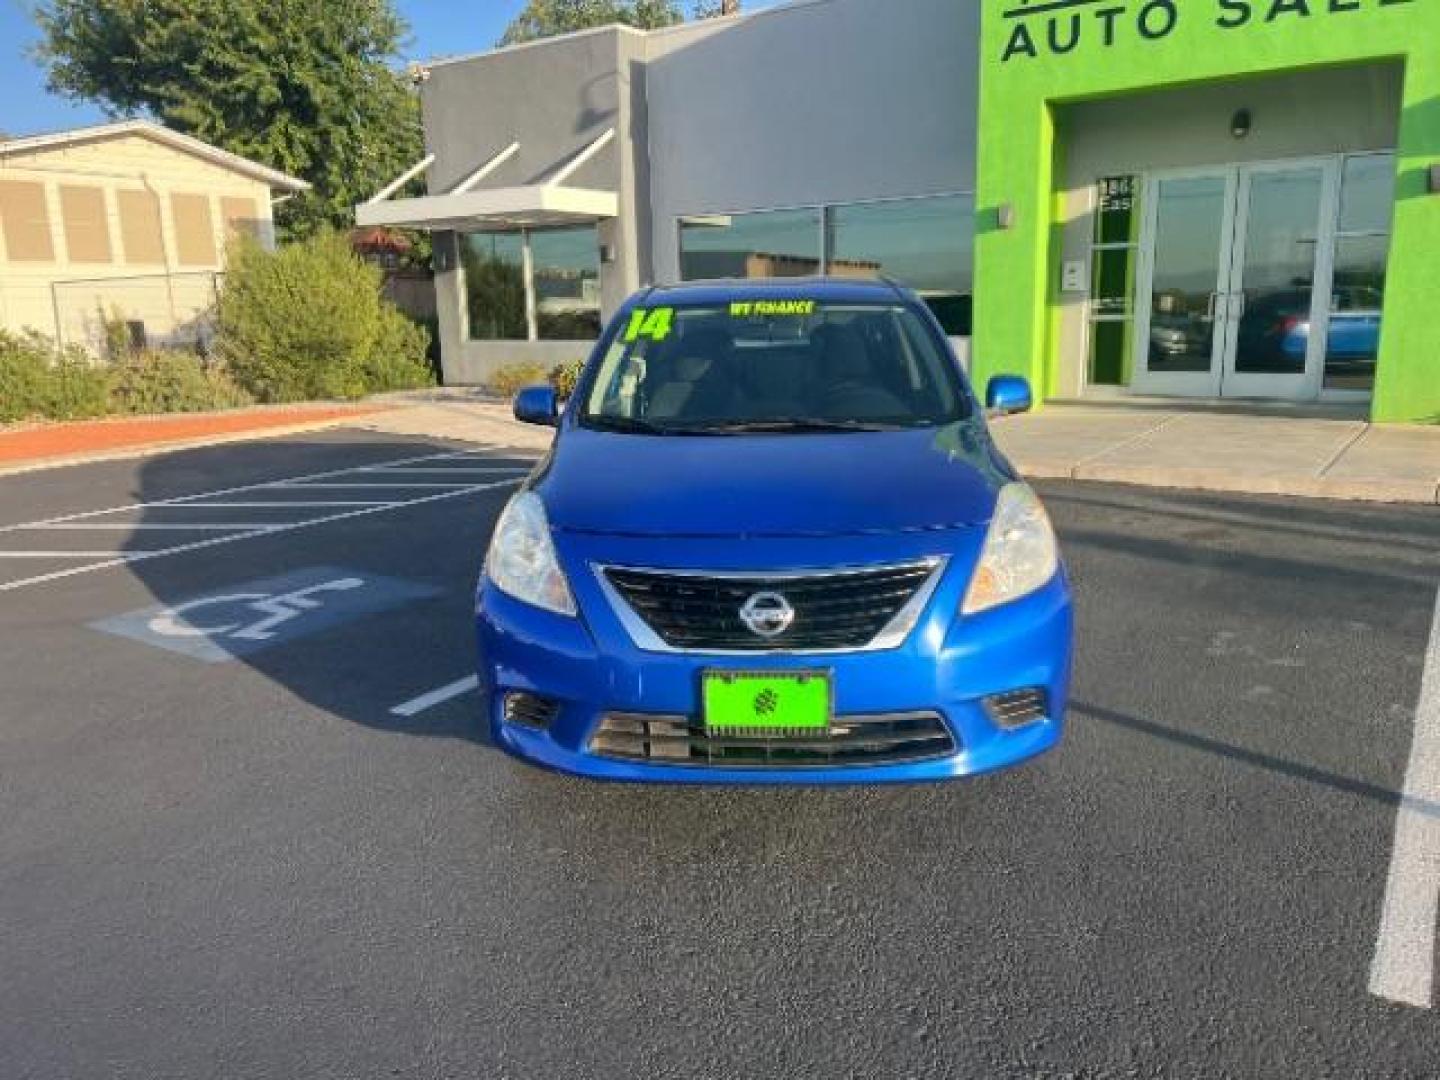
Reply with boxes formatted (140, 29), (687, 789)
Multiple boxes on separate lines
(1206, 291), (1219, 320)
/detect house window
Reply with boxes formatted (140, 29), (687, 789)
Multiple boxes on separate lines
(677, 195), (976, 335)
(463, 226), (600, 342)
(0, 179), (55, 262)
(171, 193), (217, 266)
(1325, 153), (1394, 392)
(221, 196), (261, 241)
(59, 185), (112, 264)
(117, 189), (165, 264)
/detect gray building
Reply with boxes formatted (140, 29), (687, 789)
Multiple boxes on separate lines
(358, 0), (980, 385)
(356, 0), (1424, 419)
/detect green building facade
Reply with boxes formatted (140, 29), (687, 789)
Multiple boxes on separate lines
(973, 0), (1439, 421)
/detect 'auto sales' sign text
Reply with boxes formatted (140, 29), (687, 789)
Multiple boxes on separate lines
(1001, 0), (1416, 63)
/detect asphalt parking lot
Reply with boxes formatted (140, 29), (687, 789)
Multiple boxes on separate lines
(0, 429), (1437, 1078)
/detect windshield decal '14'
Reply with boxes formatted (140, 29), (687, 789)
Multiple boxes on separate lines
(623, 307), (675, 343)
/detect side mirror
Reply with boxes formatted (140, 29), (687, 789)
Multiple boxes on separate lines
(513, 385), (559, 427)
(984, 375), (1033, 417)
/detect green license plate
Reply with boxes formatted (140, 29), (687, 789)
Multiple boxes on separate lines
(702, 671), (831, 735)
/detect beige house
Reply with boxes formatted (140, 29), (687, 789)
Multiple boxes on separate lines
(0, 120), (308, 354)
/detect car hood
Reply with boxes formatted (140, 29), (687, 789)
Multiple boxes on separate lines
(537, 421), (1012, 538)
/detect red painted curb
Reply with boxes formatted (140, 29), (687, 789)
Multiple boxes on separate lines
(0, 405), (389, 466)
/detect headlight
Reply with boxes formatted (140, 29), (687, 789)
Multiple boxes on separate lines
(484, 491), (576, 616)
(962, 483), (1059, 615)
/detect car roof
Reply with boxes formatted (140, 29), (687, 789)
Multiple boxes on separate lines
(640, 277), (914, 307)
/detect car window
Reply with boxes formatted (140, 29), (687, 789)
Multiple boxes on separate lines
(581, 300), (968, 434)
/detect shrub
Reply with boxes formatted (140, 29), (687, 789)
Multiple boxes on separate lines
(0, 330), (110, 422)
(548, 360), (585, 400)
(214, 229), (435, 403)
(487, 361), (549, 399)
(356, 312), (435, 393)
(0, 331), (55, 422)
(108, 350), (254, 415)
(46, 351), (114, 419)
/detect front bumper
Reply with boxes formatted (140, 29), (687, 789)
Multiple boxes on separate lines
(475, 529), (1073, 785)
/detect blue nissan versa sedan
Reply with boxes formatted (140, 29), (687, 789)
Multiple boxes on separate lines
(476, 279), (1073, 784)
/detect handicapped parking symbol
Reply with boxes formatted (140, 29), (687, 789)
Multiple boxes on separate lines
(146, 577), (365, 642)
(90, 566), (441, 662)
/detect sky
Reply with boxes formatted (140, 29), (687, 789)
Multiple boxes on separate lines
(1, 1), (775, 138)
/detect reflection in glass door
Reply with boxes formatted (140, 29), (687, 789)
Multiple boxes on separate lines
(1132, 158), (1338, 400)
(1222, 162), (1334, 399)
(1133, 172), (1232, 396)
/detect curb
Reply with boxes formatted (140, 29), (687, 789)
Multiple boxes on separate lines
(1015, 458), (1440, 505)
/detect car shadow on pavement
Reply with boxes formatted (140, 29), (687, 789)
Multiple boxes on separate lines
(1074, 700), (1440, 822)
(123, 433), (529, 749)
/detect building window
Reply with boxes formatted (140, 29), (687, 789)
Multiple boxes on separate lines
(463, 232), (527, 340)
(463, 226), (601, 342)
(0, 179), (55, 262)
(679, 207), (823, 281)
(171, 193), (217, 266)
(677, 196), (975, 335)
(117, 189), (165, 265)
(1086, 175), (1141, 386)
(827, 194), (975, 336)
(1326, 153), (1394, 392)
(531, 226), (602, 340)
(59, 185), (112, 264)
(221, 196), (261, 241)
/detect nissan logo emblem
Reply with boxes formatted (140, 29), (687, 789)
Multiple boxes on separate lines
(739, 591), (795, 639)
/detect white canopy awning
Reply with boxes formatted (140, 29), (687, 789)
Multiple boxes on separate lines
(355, 129), (618, 233)
(354, 184), (618, 232)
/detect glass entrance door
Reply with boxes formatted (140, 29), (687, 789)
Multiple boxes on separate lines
(1133, 171), (1233, 396)
(1133, 158), (1339, 400)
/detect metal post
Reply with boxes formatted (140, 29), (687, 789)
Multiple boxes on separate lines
(521, 229), (538, 342)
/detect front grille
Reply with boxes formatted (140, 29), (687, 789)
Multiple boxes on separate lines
(589, 712), (957, 768)
(601, 561), (939, 652)
(982, 688), (1048, 730)
(503, 692), (561, 730)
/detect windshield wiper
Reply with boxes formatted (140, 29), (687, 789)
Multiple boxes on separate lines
(581, 415), (716, 436)
(688, 418), (915, 434)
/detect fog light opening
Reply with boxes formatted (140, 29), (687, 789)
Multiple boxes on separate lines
(983, 688), (1048, 730)
(503, 692), (561, 731)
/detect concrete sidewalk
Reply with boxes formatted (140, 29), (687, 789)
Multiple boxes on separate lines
(990, 405), (1440, 504)
(356, 391), (1440, 505)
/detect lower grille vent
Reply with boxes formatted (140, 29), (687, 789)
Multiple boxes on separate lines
(590, 712), (956, 768)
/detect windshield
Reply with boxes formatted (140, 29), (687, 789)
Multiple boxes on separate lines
(580, 300), (969, 434)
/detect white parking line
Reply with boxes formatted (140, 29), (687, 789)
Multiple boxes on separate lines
(362, 467), (531, 475)
(276, 481), (517, 489)
(1369, 588), (1440, 1009)
(21, 523), (286, 531)
(156, 501), (399, 509)
(0, 448), (514, 534)
(0, 551), (162, 558)
(0, 478), (523, 593)
(390, 675), (480, 718)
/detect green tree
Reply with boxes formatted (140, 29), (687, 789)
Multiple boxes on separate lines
(500, 0), (735, 46)
(33, 0), (423, 241)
